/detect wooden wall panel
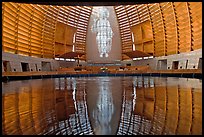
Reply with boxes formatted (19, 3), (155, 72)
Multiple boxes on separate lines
(131, 25), (143, 44)
(54, 21), (76, 56)
(65, 44), (73, 53)
(142, 21), (153, 41)
(2, 2), (92, 59)
(55, 43), (65, 56)
(143, 41), (153, 54)
(135, 44), (143, 51)
(131, 20), (153, 54)
(65, 25), (77, 45)
(55, 22), (66, 44)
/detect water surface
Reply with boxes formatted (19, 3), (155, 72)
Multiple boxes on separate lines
(2, 76), (202, 135)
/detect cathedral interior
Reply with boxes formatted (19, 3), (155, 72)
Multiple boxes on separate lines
(2, 1), (202, 135)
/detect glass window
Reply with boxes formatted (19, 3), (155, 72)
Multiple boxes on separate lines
(91, 7), (113, 58)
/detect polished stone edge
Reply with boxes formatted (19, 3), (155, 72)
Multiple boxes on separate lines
(2, 73), (202, 82)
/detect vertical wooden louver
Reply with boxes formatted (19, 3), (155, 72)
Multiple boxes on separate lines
(188, 2), (202, 51)
(31, 5), (46, 57)
(2, 2), (92, 60)
(114, 2), (202, 60)
(75, 6), (92, 57)
(114, 5), (132, 60)
(2, 2), (18, 54)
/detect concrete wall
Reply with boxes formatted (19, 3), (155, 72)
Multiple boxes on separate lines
(41, 62), (52, 71)
(57, 60), (88, 68)
(2, 49), (202, 72)
(155, 49), (202, 70)
(58, 61), (77, 68)
(121, 59), (157, 70)
(2, 52), (60, 72)
(133, 59), (157, 70)
(121, 49), (202, 70)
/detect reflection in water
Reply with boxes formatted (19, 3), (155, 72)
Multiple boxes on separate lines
(85, 77), (122, 135)
(2, 77), (202, 135)
(92, 78), (114, 134)
(2, 78), (94, 135)
(117, 77), (202, 135)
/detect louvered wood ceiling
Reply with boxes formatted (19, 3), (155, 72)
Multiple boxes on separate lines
(2, 2), (202, 60)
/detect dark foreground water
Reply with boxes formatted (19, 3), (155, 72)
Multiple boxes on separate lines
(2, 76), (202, 135)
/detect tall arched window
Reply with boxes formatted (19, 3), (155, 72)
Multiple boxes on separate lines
(91, 7), (113, 57)
(72, 33), (76, 52)
(132, 32), (135, 51)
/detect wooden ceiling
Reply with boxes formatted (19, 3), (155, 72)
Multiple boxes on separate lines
(2, 2), (202, 60)
(15, 2), (155, 6)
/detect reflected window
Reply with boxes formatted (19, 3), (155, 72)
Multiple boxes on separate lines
(149, 78), (154, 87)
(144, 77), (149, 88)
(92, 80), (114, 134)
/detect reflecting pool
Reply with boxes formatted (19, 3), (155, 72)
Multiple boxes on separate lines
(2, 76), (202, 135)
